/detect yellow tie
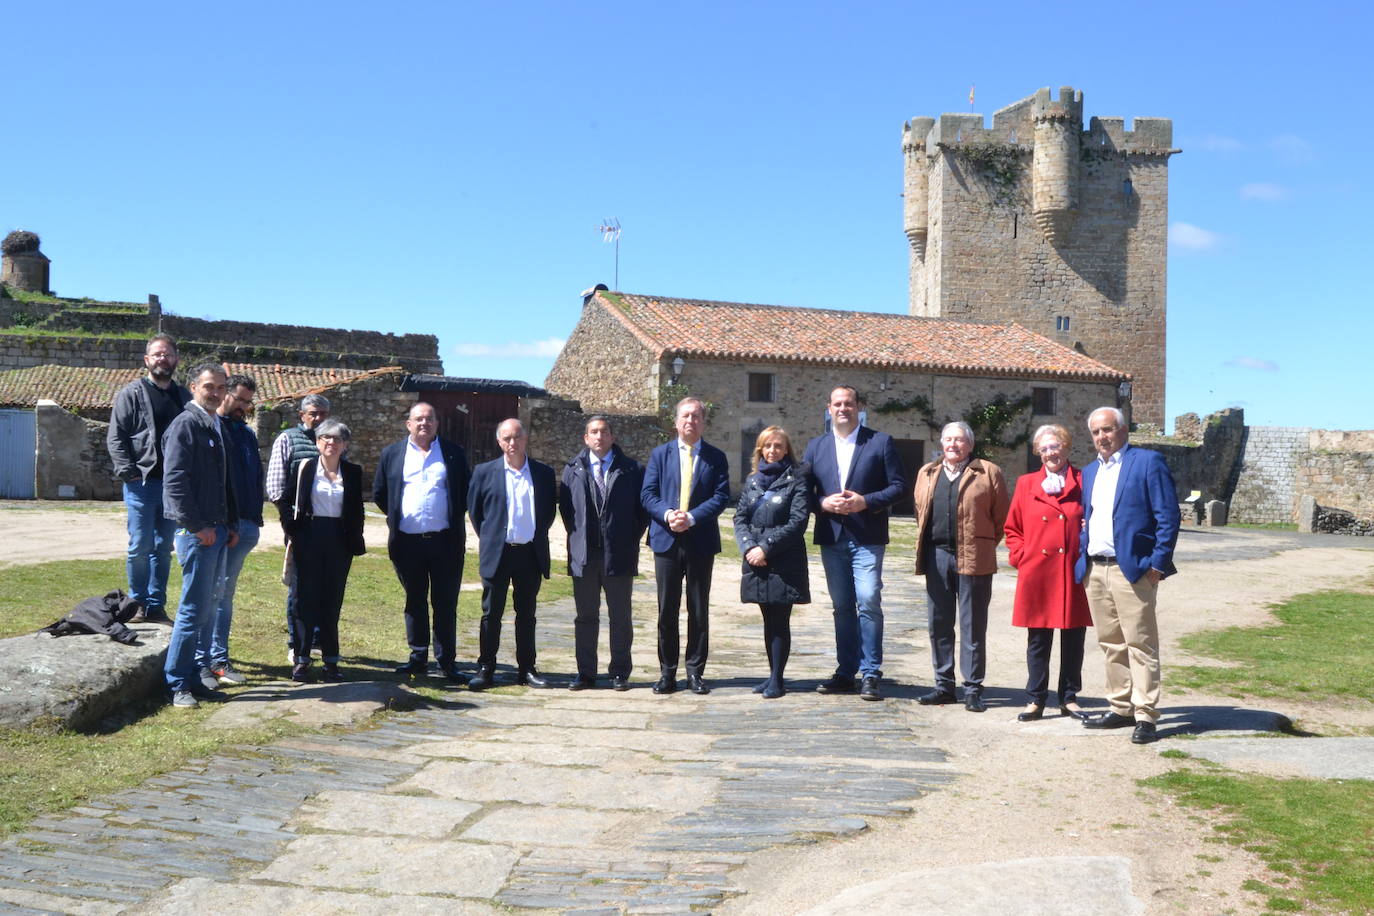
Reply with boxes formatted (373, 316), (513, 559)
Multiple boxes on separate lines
(678, 444), (694, 511)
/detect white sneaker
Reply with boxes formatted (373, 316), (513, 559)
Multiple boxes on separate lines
(211, 663), (247, 685)
(198, 668), (219, 691)
(171, 691), (199, 709)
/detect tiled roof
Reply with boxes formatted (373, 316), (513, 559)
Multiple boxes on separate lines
(0, 364), (391, 411)
(595, 291), (1129, 381)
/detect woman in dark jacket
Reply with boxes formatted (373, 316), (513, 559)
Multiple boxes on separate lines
(733, 426), (812, 698)
(279, 418), (365, 683)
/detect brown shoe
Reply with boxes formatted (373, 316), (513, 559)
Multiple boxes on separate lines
(131, 609), (173, 626)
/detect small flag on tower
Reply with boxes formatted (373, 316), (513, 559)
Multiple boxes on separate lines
(969, 84), (975, 108)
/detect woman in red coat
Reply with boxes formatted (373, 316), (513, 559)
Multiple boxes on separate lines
(1004, 424), (1094, 722)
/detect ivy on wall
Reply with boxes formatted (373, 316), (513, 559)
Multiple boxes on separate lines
(963, 394), (1032, 460)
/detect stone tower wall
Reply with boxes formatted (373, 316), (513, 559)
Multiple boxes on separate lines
(904, 86), (1174, 427)
(543, 295), (659, 414)
(1229, 426), (1311, 524)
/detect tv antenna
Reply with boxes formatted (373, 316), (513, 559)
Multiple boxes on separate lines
(597, 218), (622, 289)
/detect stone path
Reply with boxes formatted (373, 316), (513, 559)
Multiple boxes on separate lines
(0, 566), (957, 915)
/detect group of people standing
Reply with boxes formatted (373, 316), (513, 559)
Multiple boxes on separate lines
(109, 335), (1177, 745)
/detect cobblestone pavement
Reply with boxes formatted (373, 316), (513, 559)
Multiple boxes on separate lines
(0, 559), (957, 915)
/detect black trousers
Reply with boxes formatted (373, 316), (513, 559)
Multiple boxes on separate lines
(478, 542), (541, 670)
(572, 546), (635, 678)
(653, 542), (713, 677)
(1025, 626), (1086, 705)
(388, 529), (462, 667)
(292, 517), (353, 663)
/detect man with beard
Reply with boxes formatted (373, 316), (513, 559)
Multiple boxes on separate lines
(107, 334), (191, 625)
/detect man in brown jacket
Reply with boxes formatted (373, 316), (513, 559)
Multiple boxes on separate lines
(913, 421), (1010, 712)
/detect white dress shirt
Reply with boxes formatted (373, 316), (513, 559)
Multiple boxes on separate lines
(1087, 444), (1129, 557)
(311, 465), (345, 518)
(833, 427), (860, 491)
(504, 459), (536, 544)
(398, 439), (450, 534)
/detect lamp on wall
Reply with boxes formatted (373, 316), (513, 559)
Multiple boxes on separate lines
(670, 356), (685, 385)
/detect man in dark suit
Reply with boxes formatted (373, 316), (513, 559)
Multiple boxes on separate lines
(640, 396), (731, 695)
(1075, 406), (1180, 745)
(560, 415), (648, 691)
(467, 418), (558, 689)
(802, 386), (906, 701)
(373, 402), (471, 682)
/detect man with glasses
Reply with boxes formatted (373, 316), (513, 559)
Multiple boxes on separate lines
(106, 334), (191, 625)
(197, 374), (262, 689)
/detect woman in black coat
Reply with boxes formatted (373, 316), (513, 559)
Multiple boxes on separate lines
(279, 418), (365, 683)
(733, 426), (812, 698)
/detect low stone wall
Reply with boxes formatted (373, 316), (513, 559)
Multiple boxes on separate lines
(1298, 495), (1374, 536)
(162, 316), (439, 361)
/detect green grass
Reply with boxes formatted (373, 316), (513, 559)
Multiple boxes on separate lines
(1229, 521), (1300, 532)
(0, 537), (574, 837)
(1169, 589), (1374, 702)
(1143, 767), (1374, 914)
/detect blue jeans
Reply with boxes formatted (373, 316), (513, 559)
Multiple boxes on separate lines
(199, 520), (260, 670)
(123, 478), (176, 614)
(820, 540), (885, 678)
(166, 526), (228, 693)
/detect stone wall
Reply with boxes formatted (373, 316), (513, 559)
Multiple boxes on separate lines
(0, 334), (443, 375)
(34, 400), (120, 500)
(1230, 426), (1310, 524)
(161, 315), (439, 361)
(523, 398), (669, 470)
(904, 86), (1173, 427)
(544, 296), (658, 414)
(1295, 448), (1374, 521)
(1135, 408), (1245, 507)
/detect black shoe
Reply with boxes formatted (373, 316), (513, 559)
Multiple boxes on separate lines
(1060, 704), (1091, 721)
(917, 688), (958, 706)
(859, 676), (883, 701)
(569, 675), (596, 691)
(1131, 721), (1159, 744)
(131, 609), (174, 626)
(517, 669), (549, 688)
(394, 659), (428, 676)
(320, 663), (344, 682)
(761, 682), (785, 699)
(687, 675), (710, 695)
(1083, 711), (1136, 729)
(753, 680), (769, 694)
(611, 675), (630, 691)
(468, 667), (496, 690)
(290, 663), (312, 684)
(439, 665), (469, 685)
(652, 675), (677, 695)
(1017, 704), (1045, 722)
(816, 675), (858, 695)
(964, 690), (986, 713)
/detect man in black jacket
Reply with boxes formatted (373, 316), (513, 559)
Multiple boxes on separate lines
(161, 364), (238, 710)
(105, 334), (191, 625)
(559, 416), (647, 690)
(373, 402), (471, 681)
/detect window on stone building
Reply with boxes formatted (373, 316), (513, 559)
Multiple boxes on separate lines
(1055, 315), (1071, 332)
(747, 372), (775, 403)
(1032, 387), (1056, 415)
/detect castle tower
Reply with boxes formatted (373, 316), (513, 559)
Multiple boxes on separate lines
(1, 230), (51, 294)
(902, 86), (1177, 427)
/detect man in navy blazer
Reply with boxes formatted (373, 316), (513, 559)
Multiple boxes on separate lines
(373, 402), (470, 681)
(1075, 406), (1180, 745)
(467, 418), (558, 690)
(641, 396), (731, 695)
(802, 386), (906, 701)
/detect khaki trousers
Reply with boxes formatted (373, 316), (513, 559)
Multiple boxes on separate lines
(1084, 562), (1161, 724)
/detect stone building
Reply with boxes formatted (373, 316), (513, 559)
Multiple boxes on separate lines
(902, 86), (1176, 427)
(545, 288), (1128, 501)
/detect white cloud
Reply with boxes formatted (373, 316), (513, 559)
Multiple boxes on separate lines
(1239, 182), (1289, 201)
(1269, 134), (1314, 164)
(453, 337), (566, 358)
(1170, 222), (1221, 251)
(1224, 357), (1279, 372)
(1196, 134), (1245, 153)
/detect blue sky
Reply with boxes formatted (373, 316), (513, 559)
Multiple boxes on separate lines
(5, 1), (1369, 430)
